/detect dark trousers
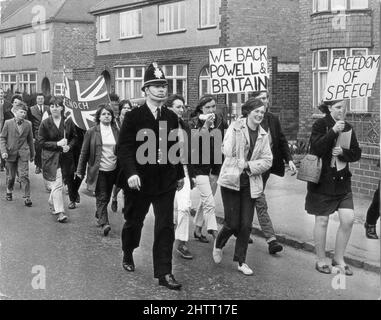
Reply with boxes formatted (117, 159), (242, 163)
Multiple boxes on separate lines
(216, 186), (256, 264)
(6, 159), (30, 197)
(95, 170), (117, 226)
(121, 189), (176, 278)
(34, 140), (42, 169)
(366, 183), (380, 225)
(65, 172), (82, 203)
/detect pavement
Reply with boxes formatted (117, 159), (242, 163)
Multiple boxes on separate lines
(191, 170), (381, 274)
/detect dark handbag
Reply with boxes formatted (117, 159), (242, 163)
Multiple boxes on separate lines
(296, 138), (322, 184)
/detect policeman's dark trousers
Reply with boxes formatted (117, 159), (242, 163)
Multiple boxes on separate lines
(95, 170), (116, 226)
(216, 186), (256, 264)
(122, 189), (176, 278)
(366, 183), (380, 225)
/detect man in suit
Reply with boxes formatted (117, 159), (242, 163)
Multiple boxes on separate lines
(29, 93), (49, 174)
(118, 62), (185, 290)
(249, 91), (297, 254)
(0, 102), (35, 206)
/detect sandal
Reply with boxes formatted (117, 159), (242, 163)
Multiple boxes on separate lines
(6, 193), (12, 201)
(332, 259), (353, 276)
(315, 262), (331, 274)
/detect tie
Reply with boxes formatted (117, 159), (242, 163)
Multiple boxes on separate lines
(156, 107), (161, 120)
(17, 119), (24, 126)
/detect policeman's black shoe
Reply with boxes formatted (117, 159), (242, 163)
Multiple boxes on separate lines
(158, 274), (182, 290)
(268, 240), (283, 254)
(364, 222), (379, 239)
(122, 252), (135, 272)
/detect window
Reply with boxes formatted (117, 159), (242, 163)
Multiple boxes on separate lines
(350, 0), (368, 9)
(0, 73), (17, 92)
(120, 10), (142, 39)
(312, 48), (368, 111)
(162, 64), (187, 99)
(54, 83), (65, 95)
(199, 0), (216, 28)
(115, 66), (145, 100)
(99, 15), (110, 41)
(41, 29), (49, 52)
(313, 0), (368, 12)
(199, 66), (211, 97)
(4, 36), (16, 57)
(159, 2), (185, 34)
(22, 33), (36, 55)
(19, 72), (37, 94)
(331, 0), (346, 11)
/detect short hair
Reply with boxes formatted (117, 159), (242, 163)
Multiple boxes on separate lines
(194, 94), (216, 115)
(241, 98), (265, 118)
(109, 92), (120, 102)
(118, 99), (133, 113)
(49, 96), (64, 107)
(14, 101), (28, 112)
(36, 93), (45, 98)
(164, 94), (185, 109)
(318, 99), (347, 114)
(11, 94), (23, 104)
(94, 104), (115, 125)
(249, 91), (268, 99)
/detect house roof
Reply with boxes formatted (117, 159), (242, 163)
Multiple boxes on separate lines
(0, 0), (98, 32)
(90, 0), (165, 15)
(0, 0), (31, 21)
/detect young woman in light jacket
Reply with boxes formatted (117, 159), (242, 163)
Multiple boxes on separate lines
(213, 98), (273, 275)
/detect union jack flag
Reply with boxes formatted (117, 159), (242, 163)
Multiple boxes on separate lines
(63, 75), (110, 130)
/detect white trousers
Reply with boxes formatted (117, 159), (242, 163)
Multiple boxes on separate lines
(174, 171), (192, 241)
(46, 168), (65, 214)
(193, 174), (218, 232)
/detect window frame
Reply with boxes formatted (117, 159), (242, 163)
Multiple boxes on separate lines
(22, 33), (36, 55)
(99, 15), (110, 42)
(199, 0), (216, 29)
(162, 64), (187, 102)
(41, 29), (50, 53)
(119, 9), (143, 39)
(158, 1), (186, 34)
(313, 0), (369, 12)
(0, 72), (17, 92)
(4, 36), (16, 57)
(54, 83), (65, 96)
(114, 66), (146, 100)
(19, 72), (37, 94)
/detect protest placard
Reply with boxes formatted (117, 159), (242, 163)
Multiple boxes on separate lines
(323, 55), (380, 101)
(209, 46), (269, 94)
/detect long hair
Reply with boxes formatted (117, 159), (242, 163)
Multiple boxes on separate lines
(94, 104), (115, 125)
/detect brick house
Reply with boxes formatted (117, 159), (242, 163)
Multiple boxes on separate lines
(0, 0), (98, 98)
(91, 0), (300, 139)
(299, 0), (380, 196)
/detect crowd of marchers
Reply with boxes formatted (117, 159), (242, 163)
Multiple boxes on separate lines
(0, 63), (379, 291)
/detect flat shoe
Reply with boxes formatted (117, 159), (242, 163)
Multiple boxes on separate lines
(194, 231), (209, 243)
(6, 193), (12, 201)
(24, 198), (32, 207)
(315, 262), (331, 274)
(332, 259), (353, 276)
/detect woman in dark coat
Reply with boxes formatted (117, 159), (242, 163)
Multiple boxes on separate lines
(76, 105), (119, 236)
(305, 99), (361, 276)
(38, 96), (78, 223)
